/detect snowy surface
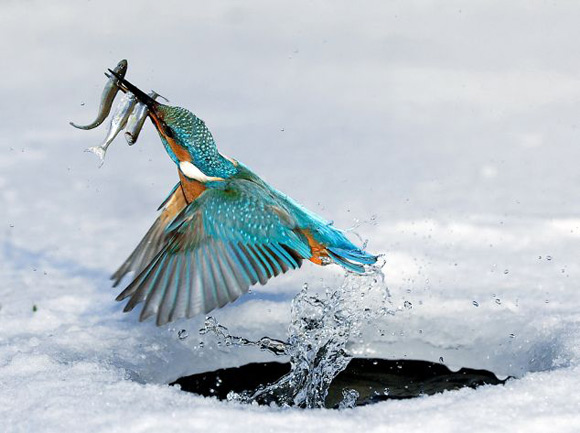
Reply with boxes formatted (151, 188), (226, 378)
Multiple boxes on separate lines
(2, 1), (580, 432)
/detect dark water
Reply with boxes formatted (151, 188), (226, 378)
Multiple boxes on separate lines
(171, 358), (507, 408)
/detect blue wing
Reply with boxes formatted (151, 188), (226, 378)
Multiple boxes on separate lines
(116, 178), (312, 325)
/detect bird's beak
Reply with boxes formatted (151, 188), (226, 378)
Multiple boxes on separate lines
(107, 69), (160, 112)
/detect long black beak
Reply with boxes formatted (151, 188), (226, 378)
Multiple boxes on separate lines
(107, 69), (160, 110)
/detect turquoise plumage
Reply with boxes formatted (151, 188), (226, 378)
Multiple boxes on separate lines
(108, 71), (378, 325)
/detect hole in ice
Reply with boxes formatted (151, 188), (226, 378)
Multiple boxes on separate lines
(170, 358), (507, 408)
(167, 266), (507, 408)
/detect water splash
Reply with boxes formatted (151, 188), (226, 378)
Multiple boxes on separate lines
(338, 389), (360, 409)
(344, 214), (378, 248)
(201, 261), (390, 408)
(200, 316), (287, 356)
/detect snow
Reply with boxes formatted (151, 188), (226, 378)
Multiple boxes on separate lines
(2, 1), (580, 432)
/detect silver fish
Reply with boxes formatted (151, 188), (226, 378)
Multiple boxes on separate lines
(70, 59), (128, 130)
(124, 91), (161, 145)
(86, 92), (137, 165)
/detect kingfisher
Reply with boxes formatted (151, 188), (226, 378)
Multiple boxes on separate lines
(107, 70), (378, 326)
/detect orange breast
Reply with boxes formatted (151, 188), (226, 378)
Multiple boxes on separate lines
(179, 171), (207, 203)
(149, 115), (207, 204)
(159, 183), (188, 226)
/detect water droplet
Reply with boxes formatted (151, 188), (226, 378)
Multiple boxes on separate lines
(177, 329), (188, 340)
(538, 256), (542, 260)
(472, 300), (479, 307)
(509, 333), (515, 338)
(338, 389), (359, 409)
(404, 301), (413, 310)
(439, 357), (444, 364)
(503, 269), (509, 275)
(495, 298), (501, 305)
(9, 223), (14, 228)
(547, 255), (553, 261)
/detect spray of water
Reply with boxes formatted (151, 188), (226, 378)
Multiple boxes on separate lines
(200, 260), (390, 408)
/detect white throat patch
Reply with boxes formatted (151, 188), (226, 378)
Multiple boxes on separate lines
(179, 161), (224, 182)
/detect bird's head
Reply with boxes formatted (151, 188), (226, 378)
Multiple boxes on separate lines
(107, 69), (237, 181)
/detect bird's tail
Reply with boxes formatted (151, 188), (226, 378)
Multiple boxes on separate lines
(327, 246), (378, 273)
(273, 193), (379, 274)
(301, 225), (378, 274)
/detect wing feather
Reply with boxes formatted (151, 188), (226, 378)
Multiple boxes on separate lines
(259, 244), (283, 275)
(112, 183), (186, 287)
(230, 243), (259, 285)
(214, 242), (245, 299)
(223, 242), (254, 287)
(239, 243), (270, 284)
(206, 242), (231, 308)
(139, 254), (174, 318)
(199, 243), (218, 310)
(168, 253), (188, 322)
(115, 178), (312, 324)
(271, 242), (301, 270)
(157, 254), (182, 325)
(187, 249), (205, 318)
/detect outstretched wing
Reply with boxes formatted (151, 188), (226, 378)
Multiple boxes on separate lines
(116, 178), (313, 325)
(111, 183), (187, 287)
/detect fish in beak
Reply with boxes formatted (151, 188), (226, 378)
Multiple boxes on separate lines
(107, 69), (176, 143)
(70, 59), (128, 130)
(107, 68), (160, 113)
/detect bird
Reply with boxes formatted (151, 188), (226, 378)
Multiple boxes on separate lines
(108, 70), (378, 326)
